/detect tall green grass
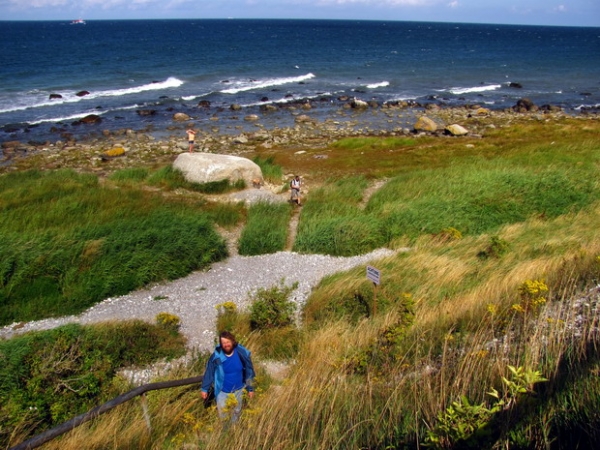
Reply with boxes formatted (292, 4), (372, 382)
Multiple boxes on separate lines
(368, 161), (597, 241)
(294, 176), (386, 255)
(252, 156), (283, 184)
(238, 201), (291, 255)
(0, 169), (227, 325)
(294, 139), (600, 255)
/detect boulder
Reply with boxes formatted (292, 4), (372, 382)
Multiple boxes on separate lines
(49, 93), (63, 99)
(198, 100), (211, 108)
(414, 116), (437, 132)
(445, 124), (469, 136)
(351, 98), (369, 109)
(173, 112), (191, 121)
(295, 114), (313, 124)
(513, 98), (537, 113)
(173, 153), (263, 186)
(230, 104), (242, 111)
(76, 90), (90, 97)
(244, 114), (260, 121)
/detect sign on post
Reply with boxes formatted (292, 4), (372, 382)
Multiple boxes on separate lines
(366, 265), (381, 285)
(366, 265), (381, 317)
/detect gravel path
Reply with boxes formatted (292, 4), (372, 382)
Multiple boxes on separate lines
(0, 249), (395, 351)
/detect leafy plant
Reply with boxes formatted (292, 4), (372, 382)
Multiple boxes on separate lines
(249, 280), (298, 330)
(424, 366), (547, 449)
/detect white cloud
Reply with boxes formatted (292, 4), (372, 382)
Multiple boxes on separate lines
(448, 0), (459, 7)
(554, 4), (567, 12)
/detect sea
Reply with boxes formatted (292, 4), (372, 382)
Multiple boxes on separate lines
(0, 19), (598, 145)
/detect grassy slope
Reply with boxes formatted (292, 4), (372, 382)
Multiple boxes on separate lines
(2, 116), (600, 449)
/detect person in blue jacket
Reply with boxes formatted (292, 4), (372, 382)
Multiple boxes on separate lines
(201, 331), (255, 422)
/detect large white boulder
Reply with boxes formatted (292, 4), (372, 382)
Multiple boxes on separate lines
(173, 153), (263, 186)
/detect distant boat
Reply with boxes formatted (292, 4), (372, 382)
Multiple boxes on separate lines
(70, 19), (86, 25)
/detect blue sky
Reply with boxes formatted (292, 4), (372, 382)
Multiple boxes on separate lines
(1, 0), (598, 27)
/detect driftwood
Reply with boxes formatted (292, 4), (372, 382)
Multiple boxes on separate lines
(10, 375), (203, 450)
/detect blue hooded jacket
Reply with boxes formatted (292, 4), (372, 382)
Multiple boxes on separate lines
(201, 344), (255, 397)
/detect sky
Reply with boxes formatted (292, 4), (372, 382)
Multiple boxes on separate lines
(0, 0), (598, 27)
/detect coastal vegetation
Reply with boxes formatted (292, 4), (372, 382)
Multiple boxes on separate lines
(1, 113), (600, 448)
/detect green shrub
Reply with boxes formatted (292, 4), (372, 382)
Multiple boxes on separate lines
(249, 280), (298, 330)
(477, 235), (511, 259)
(0, 321), (186, 446)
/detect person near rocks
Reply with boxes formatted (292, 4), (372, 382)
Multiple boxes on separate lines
(201, 331), (255, 423)
(186, 127), (197, 152)
(290, 175), (302, 205)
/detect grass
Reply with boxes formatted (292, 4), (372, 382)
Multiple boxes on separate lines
(2, 116), (600, 449)
(238, 201), (291, 255)
(0, 169), (228, 325)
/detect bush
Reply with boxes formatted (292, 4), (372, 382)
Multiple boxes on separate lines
(0, 321), (186, 447)
(249, 280), (298, 330)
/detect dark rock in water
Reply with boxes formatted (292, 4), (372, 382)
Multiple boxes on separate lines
(221, 80), (230, 83)
(285, 94), (294, 99)
(159, 95), (169, 99)
(136, 109), (157, 116)
(2, 124), (22, 133)
(513, 98), (537, 112)
(260, 97), (269, 102)
(338, 95), (350, 102)
(49, 93), (63, 99)
(80, 114), (102, 124)
(198, 100), (211, 108)
(509, 82), (523, 89)
(230, 104), (242, 111)
(580, 92), (592, 96)
(76, 90), (90, 97)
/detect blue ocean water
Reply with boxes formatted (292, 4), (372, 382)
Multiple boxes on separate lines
(0, 19), (598, 143)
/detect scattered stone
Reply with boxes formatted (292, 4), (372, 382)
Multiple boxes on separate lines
(76, 90), (90, 97)
(413, 116), (438, 132)
(173, 112), (191, 121)
(513, 98), (537, 113)
(49, 93), (62, 99)
(445, 124), (469, 136)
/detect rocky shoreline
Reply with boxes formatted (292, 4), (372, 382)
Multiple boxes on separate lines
(2, 98), (598, 175)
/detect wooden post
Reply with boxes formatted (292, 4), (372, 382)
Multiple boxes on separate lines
(140, 393), (152, 434)
(372, 282), (378, 317)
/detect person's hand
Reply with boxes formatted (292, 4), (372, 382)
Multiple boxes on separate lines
(248, 391), (254, 399)
(201, 391), (208, 400)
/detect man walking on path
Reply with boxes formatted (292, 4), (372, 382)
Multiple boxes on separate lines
(290, 175), (302, 205)
(186, 127), (197, 152)
(201, 331), (255, 423)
